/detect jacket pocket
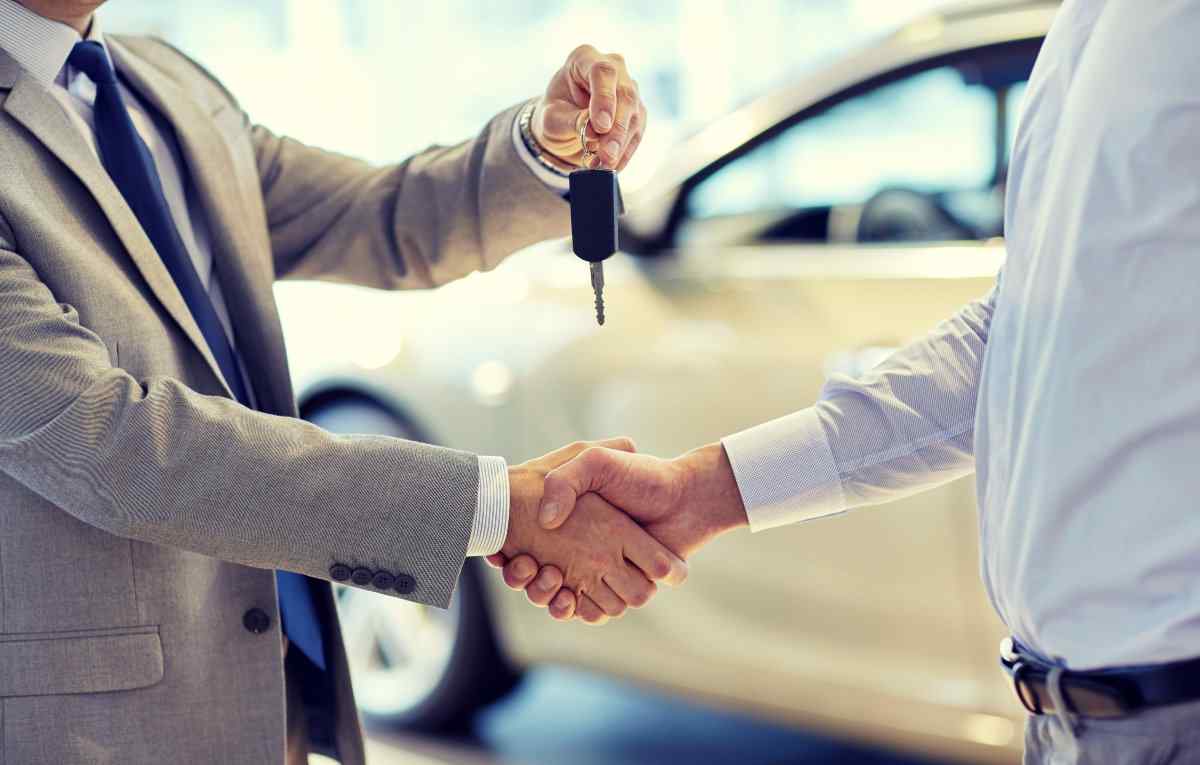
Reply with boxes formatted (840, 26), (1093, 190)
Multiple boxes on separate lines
(0, 626), (163, 697)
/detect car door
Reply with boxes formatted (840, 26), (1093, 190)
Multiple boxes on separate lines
(516, 50), (1035, 750)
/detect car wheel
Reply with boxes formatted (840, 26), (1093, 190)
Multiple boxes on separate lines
(304, 396), (518, 731)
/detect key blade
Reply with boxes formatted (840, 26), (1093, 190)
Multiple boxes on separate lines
(590, 262), (605, 326)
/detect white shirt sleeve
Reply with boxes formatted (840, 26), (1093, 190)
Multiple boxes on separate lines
(722, 408), (845, 532)
(467, 456), (509, 556)
(511, 110), (571, 195)
(722, 284), (999, 533)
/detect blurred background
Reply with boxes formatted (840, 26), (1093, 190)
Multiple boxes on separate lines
(100, 1), (1050, 763)
(103, 0), (949, 186)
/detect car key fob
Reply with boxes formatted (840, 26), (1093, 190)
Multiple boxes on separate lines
(570, 168), (620, 325)
(569, 168), (619, 263)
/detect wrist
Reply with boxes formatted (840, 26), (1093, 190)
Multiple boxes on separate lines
(503, 465), (542, 555)
(675, 443), (749, 535)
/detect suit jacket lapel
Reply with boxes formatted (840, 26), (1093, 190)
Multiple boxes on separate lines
(106, 37), (296, 416)
(0, 50), (234, 399)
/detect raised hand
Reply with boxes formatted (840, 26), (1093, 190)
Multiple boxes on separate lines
(532, 45), (647, 171)
(494, 441), (688, 625)
(501, 444), (750, 616)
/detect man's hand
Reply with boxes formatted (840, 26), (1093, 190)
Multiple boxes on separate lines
(532, 45), (647, 171)
(485, 438), (637, 621)
(488, 440), (688, 626)
(500, 444), (749, 609)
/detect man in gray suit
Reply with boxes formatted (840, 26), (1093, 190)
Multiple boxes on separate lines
(0, 1), (681, 762)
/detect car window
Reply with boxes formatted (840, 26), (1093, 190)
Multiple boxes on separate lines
(685, 63), (1024, 244)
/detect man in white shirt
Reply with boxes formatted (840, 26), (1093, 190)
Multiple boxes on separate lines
(502, 1), (1200, 760)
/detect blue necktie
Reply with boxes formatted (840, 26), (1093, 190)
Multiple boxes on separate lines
(69, 41), (326, 671)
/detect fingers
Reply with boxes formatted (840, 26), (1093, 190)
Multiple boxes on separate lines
(564, 46), (646, 169)
(603, 562), (657, 609)
(621, 517), (688, 586)
(616, 101), (647, 172)
(499, 557), (575, 621)
(484, 552), (507, 569)
(584, 580), (627, 619)
(575, 594), (609, 626)
(570, 46), (619, 133)
(600, 80), (639, 167)
(549, 588), (577, 621)
(524, 565), (564, 608)
(540, 436), (636, 469)
(501, 554), (539, 590)
(600, 435), (638, 454)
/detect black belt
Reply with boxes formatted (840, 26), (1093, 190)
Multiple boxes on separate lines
(1000, 637), (1200, 718)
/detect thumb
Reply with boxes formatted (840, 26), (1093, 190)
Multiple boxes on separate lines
(538, 446), (628, 529)
(540, 447), (674, 530)
(536, 100), (589, 158)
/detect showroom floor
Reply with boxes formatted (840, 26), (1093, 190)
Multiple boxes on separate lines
(359, 667), (956, 765)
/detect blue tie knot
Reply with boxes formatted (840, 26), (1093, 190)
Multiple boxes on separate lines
(69, 40), (117, 85)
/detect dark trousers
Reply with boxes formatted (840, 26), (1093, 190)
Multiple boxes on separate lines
(285, 641), (340, 765)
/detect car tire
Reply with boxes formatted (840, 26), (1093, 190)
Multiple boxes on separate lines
(303, 395), (519, 732)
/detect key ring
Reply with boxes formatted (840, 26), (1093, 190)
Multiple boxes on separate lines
(578, 115), (595, 168)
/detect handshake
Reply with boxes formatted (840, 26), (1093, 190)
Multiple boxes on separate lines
(487, 438), (749, 624)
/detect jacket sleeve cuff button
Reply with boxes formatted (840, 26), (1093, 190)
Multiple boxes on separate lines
(393, 574), (416, 595)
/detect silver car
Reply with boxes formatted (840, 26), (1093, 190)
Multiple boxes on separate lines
(278, 2), (1057, 762)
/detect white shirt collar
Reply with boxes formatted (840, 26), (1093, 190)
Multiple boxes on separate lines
(0, 0), (104, 86)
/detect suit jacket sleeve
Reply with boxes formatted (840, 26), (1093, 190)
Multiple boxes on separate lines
(251, 101), (571, 287)
(0, 216), (476, 608)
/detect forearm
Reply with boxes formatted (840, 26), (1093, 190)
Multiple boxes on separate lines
(723, 285), (998, 531)
(0, 367), (478, 605)
(256, 102), (570, 289)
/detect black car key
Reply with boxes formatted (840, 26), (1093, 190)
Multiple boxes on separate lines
(569, 168), (619, 326)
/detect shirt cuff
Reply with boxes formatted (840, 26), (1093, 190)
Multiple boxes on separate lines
(720, 408), (846, 533)
(467, 456), (510, 556)
(512, 109), (571, 195)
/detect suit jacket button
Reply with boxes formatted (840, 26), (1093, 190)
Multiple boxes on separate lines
(393, 574), (416, 595)
(350, 567), (374, 586)
(243, 608), (271, 634)
(329, 564), (352, 582)
(371, 571), (395, 590)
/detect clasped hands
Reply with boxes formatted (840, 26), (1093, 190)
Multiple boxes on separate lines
(487, 439), (748, 625)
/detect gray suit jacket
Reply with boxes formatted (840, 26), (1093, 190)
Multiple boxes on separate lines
(0, 35), (567, 764)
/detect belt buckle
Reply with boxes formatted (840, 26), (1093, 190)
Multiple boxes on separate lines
(1010, 661), (1044, 715)
(1009, 660), (1135, 719)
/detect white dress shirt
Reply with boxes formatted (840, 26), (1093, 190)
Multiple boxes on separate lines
(724, 0), (1200, 670)
(0, 0), (558, 556)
